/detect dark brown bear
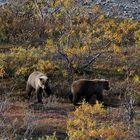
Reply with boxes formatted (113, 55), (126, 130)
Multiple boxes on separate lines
(26, 71), (52, 104)
(69, 79), (110, 105)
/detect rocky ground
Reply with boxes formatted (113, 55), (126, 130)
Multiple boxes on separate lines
(81, 0), (140, 20)
(0, 0), (140, 20)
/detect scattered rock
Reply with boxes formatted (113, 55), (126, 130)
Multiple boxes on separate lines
(81, 0), (140, 20)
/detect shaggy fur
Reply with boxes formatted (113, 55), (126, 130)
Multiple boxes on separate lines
(26, 71), (52, 103)
(69, 79), (110, 105)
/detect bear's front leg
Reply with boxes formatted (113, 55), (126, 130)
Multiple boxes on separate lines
(69, 93), (73, 103)
(26, 84), (33, 100)
(44, 85), (52, 97)
(36, 87), (43, 104)
(73, 93), (80, 105)
(85, 95), (91, 103)
(96, 92), (103, 103)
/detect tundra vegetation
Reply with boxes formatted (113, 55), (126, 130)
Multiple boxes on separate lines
(0, 0), (140, 139)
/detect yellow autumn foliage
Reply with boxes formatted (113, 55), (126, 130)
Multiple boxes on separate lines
(44, 39), (56, 54)
(61, 0), (70, 8)
(133, 75), (139, 83)
(0, 66), (5, 77)
(92, 5), (100, 14)
(67, 101), (129, 140)
(110, 44), (122, 54)
(134, 29), (140, 45)
(64, 45), (89, 58)
(35, 60), (59, 75)
(0, 47), (61, 77)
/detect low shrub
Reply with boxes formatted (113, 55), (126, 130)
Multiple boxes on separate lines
(67, 101), (129, 140)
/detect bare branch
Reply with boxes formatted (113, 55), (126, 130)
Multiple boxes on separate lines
(58, 50), (72, 68)
(33, 0), (44, 21)
(79, 42), (111, 70)
(80, 53), (101, 70)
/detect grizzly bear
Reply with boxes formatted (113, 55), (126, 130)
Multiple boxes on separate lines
(26, 71), (52, 104)
(69, 79), (110, 105)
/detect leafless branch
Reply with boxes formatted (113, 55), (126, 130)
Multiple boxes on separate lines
(58, 50), (74, 83)
(79, 42), (111, 70)
(80, 53), (101, 70)
(33, 0), (44, 21)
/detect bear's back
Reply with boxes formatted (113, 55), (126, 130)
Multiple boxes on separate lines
(72, 79), (97, 94)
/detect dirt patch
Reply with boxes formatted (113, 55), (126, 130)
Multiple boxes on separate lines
(0, 100), (75, 139)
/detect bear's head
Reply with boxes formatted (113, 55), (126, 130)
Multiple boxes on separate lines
(103, 80), (110, 90)
(39, 76), (52, 97)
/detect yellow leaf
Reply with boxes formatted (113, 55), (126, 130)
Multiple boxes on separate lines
(92, 5), (100, 14)
(111, 44), (122, 54)
(133, 75), (139, 83)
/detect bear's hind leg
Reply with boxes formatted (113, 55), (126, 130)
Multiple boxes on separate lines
(69, 93), (73, 103)
(96, 93), (103, 103)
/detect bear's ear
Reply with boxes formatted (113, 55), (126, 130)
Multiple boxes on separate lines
(45, 73), (48, 76)
(103, 81), (110, 90)
(45, 75), (49, 81)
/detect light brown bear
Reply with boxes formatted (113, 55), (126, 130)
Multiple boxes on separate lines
(26, 71), (52, 104)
